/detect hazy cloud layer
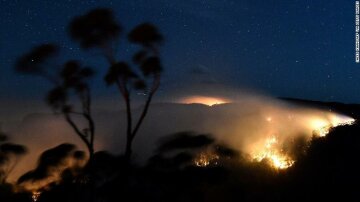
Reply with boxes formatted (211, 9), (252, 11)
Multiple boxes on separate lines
(3, 92), (350, 181)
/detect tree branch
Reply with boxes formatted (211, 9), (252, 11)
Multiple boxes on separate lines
(64, 113), (92, 155)
(131, 74), (160, 139)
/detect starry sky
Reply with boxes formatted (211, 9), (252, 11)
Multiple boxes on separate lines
(1, 0), (360, 107)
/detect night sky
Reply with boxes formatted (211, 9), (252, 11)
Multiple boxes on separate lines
(1, 0), (360, 108)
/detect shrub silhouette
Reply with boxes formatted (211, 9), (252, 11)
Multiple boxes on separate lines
(0, 131), (27, 184)
(149, 132), (238, 170)
(17, 143), (87, 199)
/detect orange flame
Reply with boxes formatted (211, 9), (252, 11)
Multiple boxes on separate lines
(179, 96), (231, 106)
(252, 113), (355, 169)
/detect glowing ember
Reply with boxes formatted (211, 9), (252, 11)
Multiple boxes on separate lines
(253, 136), (294, 169)
(194, 152), (219, 167)
(266, 117), (272, 122)
(179, 96), (230, 106)
(32, 191), (41, 202)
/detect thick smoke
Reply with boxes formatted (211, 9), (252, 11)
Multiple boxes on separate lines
(2, 92), (353, 181)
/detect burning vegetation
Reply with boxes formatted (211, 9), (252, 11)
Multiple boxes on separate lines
(157, 112), (355, 171)
(250, 113), (355, 169)
(252, 136), (295, 169)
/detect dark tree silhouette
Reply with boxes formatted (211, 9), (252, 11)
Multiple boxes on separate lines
(68, 8), (164, 161)
(49, 60), (96, 160)
(15, 46), (96, 160)
(0, 130), (27, 184)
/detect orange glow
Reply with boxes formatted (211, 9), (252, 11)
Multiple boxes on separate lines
(179, 96), (231, 106)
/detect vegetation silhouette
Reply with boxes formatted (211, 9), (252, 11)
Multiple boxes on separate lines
(16, 8), (164, 163)
(15, 46), (96, 160)
(18, 144), (80, 184)
(69, 8), (164, 161)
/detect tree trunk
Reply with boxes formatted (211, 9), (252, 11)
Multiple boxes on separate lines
(124, 137), (133, 163)
(124, 95), (132, 163)
(64, 113), (94, 161)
